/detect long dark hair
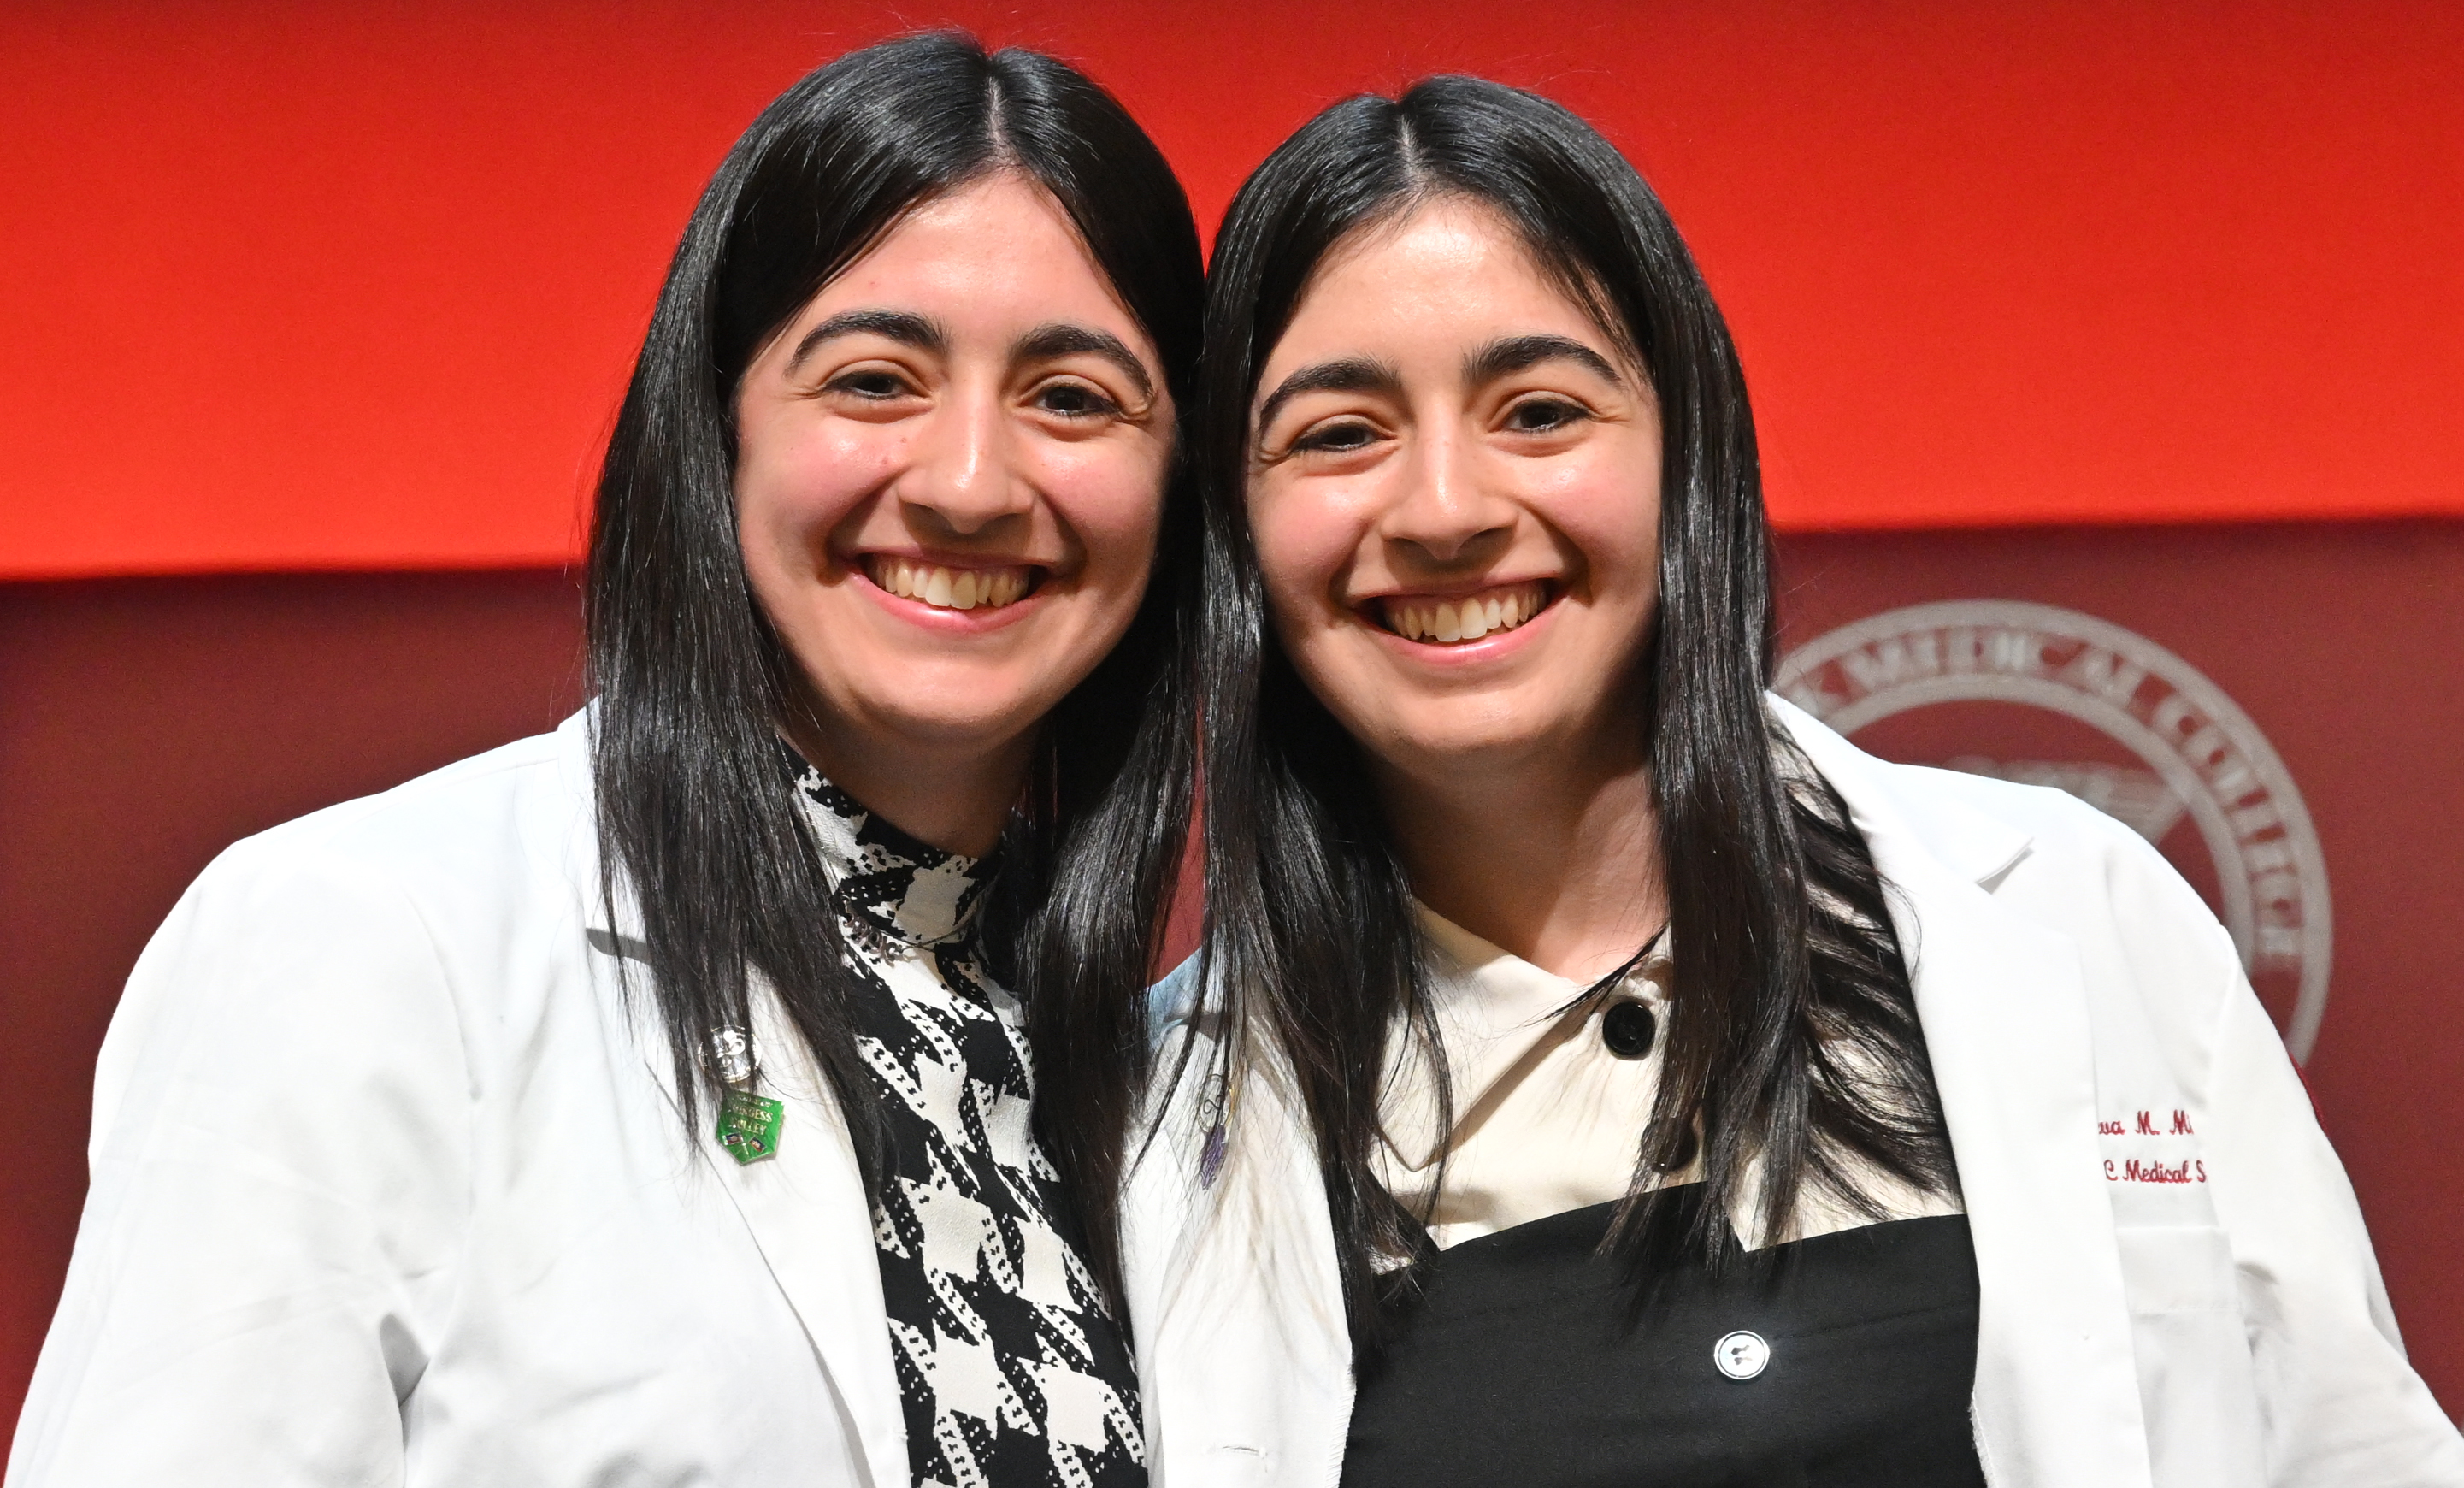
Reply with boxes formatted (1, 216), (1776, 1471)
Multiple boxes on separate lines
(586, 32), (1203, 1280)
(1182, 77), (1959, 1343)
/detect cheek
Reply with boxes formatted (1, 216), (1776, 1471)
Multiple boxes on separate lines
(734, 411), (905, 556)
(1246, 479), (1360, 616)
(1531, 451), (1663, 595)
(1038, 441), (1167, 582)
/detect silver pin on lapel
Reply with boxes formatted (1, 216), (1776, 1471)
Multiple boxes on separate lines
(709, 1026), (754, 1085)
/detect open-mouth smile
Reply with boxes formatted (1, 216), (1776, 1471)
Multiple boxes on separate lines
(861, 555), (1042, 612)
(1373, 580), (1553, 645)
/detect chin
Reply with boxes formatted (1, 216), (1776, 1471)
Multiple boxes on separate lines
(1364, 712), (1569, 776)
(864, 694), (1049, 751)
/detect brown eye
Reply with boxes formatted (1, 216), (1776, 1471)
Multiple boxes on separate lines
(1294, 420), (1377, 453)
(1035, 381), (1121, 419)
(828, 369), (912, 400)
(1505, 398), (1587, 433)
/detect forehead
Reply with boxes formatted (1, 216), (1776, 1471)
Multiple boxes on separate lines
(1269, 196), (1599, 362)
(805, 172), (1141, 332)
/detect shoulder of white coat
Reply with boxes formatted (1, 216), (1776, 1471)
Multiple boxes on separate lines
(1888, 756), (2137, 862)
(97, 722), (595, 1142)
(1904, 760), (2229, 945)
(1771, 696), (2241, 1024)
(1774, 693), (2202, 897)
(193, 713), (590, 924)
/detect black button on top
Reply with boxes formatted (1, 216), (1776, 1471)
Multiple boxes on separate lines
(1602, 1000), (1657, 1059)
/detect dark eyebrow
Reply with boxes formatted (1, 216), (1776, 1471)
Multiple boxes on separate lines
(1015, 322), (1154, 403)
(1463, 334), (1624, 388)
(1254, 357), (1406, 434)
(783, 309), (949, 375)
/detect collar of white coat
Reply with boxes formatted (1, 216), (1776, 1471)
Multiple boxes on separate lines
(1140, 696), (2159, 1488)
(556, 707), (911, 1488)
(1768, 695), (2036, 892)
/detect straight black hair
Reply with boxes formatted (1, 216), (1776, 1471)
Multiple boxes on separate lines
(1170, 76), (1959, 1345)
(587, 32), (1203, 1306)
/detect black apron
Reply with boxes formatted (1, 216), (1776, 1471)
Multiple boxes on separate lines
(1342, 1186), (1988, 1488)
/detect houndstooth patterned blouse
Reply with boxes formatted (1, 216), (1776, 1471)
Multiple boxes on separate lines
(788, 753), (1146, 1488)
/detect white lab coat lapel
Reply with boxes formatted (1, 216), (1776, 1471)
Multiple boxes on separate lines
(1775, 699), (2154, 1488)
(1128, 987), (1353, 1488)
(710, 982), (908, 1488)
(561, 723), (907, 1488)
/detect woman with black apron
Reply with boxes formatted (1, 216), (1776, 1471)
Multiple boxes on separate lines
(1045, 74), (2464, 1488)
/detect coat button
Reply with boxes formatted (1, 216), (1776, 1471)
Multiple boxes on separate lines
(1713, 1331), (1770, 1380)
(1602, 1001), (1657, 1059)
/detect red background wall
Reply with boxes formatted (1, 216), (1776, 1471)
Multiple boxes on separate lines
(4, 0), (2459, 1444)
(6, 0), (2462, 576)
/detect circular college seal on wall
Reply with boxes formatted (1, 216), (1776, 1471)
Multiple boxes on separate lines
(1774, 599), (2332, 1061)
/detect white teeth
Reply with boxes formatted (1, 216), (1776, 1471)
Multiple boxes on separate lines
(867, 558), (1033, 613)
(1377, 582), (1548, 644)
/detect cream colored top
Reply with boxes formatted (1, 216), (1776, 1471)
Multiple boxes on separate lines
(1375, 906), (1960, 1251)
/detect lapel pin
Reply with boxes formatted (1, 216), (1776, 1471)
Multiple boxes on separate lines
(708, 1026), (781, 1165)
(716, 1086), (785, 1165)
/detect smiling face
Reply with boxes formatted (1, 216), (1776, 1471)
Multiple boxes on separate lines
(734, 172), (1172, 793)
(1246, 196), (1663, 788)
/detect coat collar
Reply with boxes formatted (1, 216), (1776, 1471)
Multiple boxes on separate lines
(1771, 697), (2037, 892)
(1772, 697), (2155, 1488)
(557, 711), (910, 1488)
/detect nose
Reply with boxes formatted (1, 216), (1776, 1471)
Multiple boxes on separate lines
(900, 383), (1032, 537)
(1377, 422), (1512, 565)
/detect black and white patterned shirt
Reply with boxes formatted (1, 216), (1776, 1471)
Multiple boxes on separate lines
(789, 755), (1147, 1488)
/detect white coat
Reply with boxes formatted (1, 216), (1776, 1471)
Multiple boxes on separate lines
(7, 712), (916, 1487)
(1120, 698), (2464, 1488)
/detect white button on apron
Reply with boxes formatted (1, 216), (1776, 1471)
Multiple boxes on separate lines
(1713, 1330), (1771, 1380)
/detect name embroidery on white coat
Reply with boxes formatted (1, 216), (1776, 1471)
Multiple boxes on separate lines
(2097, 1107), (2209, 1184)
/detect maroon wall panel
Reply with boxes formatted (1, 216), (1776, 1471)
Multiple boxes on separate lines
(0, 572), (585, 1427)
(3, 533), (2456, 1436)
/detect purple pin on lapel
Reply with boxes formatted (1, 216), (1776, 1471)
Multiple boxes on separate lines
(1200, 1119), (1228, 1187)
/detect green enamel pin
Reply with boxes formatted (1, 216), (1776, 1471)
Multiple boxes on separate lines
(716, 1088), (785, 1165)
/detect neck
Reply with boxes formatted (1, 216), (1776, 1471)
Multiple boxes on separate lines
(1373, 721), (1664, 985)
(783, 712), (1029, 860)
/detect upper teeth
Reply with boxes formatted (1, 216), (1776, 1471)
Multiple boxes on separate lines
(869, 557), (1032, 611)
(1380, 582), (1548, 644)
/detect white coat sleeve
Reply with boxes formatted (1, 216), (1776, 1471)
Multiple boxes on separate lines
(2198, 945), (2464, 1485)
(6, 835), (475, 1487)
